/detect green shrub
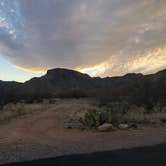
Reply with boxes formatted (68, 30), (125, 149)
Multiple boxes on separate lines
(100, 102), (129, 124)
(105, 101), (130, 114)
(79, 107), (112, 129)
(64, 116), (83, 129)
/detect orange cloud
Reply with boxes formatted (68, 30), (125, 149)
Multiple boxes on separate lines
(13, 44), (166, 78)
(127, 45), (166, 74)
(76, 45), (166, 77)
(13, 65), (47, 74)
(75, 62), (110, 77)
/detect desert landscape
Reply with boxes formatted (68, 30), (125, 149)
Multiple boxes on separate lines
(0, 0), (166, 165)
(0, 68), (166, 165)
(0, 98), (166, 165)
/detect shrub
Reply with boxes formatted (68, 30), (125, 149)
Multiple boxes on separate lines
(101, 101), (130, 124)
(105, 101), (130, 114)
(64, 116), (83, 129)
(65, 101), (166, 131)
(153, 102), (163, 113)
(79, 107), (112, 129)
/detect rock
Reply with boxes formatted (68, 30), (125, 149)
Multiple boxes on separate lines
(119, 124), (129, 129)
(97, 123), (114, 132)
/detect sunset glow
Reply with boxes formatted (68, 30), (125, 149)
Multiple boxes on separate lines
(13, 65), (47, 74)
(0, 0), (165, 81)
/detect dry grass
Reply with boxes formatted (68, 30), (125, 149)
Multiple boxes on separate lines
(0, 102), (49, 123)
(123, 107), (166, 124)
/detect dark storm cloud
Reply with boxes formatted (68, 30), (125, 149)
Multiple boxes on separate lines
(0, 0), (166, 76)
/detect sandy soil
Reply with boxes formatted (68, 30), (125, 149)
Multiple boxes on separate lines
(0, 99), (166, 164)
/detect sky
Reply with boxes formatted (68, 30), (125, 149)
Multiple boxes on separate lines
(0, 0), (166, 82)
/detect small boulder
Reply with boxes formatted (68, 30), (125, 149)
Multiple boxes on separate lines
(119, 123), (129, 130)
(97, 123), (114, 132)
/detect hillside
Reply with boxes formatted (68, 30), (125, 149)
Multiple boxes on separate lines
(0, 68), (166, 107)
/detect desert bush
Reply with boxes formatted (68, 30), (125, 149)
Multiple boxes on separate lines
(105, 101), (130, 114)
(100, 101), (130, 124)
(64, 116), (83, 129)
(123, 111), (166, 124)
(79, 107), (112, 129)
(76, 102), (130, 129)
(64, 102), (166, 130)
(153, 102), (163, 113)
(121, 105), (166, 124)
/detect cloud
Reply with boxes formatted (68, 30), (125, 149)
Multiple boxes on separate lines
(0, 0), (23, 50)
(0, 0), (165, 78)
(76, 62), (110, 77)
(76, 45), (166, 77)
(13, 65), (47, 74)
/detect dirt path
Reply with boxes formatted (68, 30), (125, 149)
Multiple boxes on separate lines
(0, 99), (95, 145)
(0, 99), (166, 164)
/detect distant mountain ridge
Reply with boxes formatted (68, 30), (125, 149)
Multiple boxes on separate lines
(0, 68), (166, 107)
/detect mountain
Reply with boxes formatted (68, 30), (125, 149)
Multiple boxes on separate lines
(0, 68), (166, 107)
(0, 81), (22, 105)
